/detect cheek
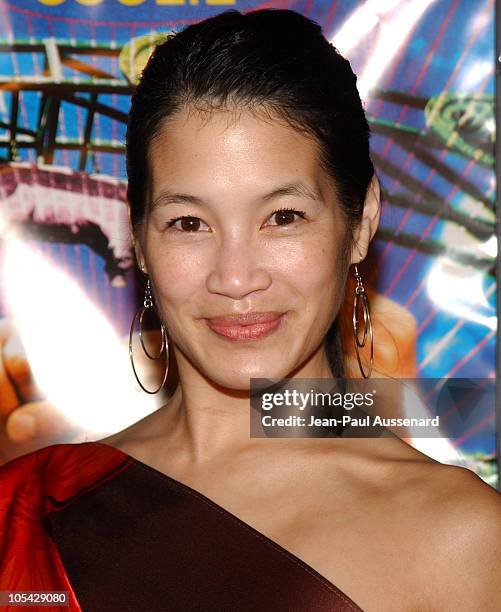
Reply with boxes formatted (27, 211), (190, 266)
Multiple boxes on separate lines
(144, 238), (204, 307)
(278, 231), (343, 295)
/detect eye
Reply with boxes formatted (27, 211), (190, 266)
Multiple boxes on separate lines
(266, 208), (307, 227)
(165, 216), (210, 232)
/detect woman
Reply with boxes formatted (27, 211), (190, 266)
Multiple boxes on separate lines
(1, 9), (500, 612)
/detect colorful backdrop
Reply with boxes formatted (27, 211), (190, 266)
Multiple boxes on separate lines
(0, 0), (497, 487)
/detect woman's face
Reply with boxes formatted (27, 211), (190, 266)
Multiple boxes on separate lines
(137, 106), (352, 389)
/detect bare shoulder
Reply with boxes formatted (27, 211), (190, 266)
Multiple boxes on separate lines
(411, 462), (501, 609)
(416, 460), (501, 532)
(360, 440), (501, 608)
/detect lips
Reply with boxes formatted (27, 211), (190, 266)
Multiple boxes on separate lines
(207, 312), (285, 326)
(205, 311), (286, 340)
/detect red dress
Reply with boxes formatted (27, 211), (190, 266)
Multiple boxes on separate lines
(0, 442), (363, 611)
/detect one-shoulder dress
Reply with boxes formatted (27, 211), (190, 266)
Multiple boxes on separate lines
(0, 441), (364, 611)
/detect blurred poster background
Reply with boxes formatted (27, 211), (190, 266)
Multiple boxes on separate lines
(0, 0), (497, 487)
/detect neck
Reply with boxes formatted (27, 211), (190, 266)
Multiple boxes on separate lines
(160, 345), (336, 463)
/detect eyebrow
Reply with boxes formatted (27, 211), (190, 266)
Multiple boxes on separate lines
(262, 182), (322, 203)
(150, 181), (322, 211)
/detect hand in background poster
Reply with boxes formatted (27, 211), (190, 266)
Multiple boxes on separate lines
(0, 318), (79, 464)
(342, 288), (417, 380)
(0, 317), (170, 464)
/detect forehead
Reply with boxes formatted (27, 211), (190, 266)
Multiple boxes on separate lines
(147, 106), (334, 198)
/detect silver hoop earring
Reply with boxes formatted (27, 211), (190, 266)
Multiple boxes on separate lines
(129, 279), (169, 394)
(352, 265), (373, 379)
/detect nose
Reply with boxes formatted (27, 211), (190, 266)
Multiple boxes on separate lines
(206, 235), (272, 300)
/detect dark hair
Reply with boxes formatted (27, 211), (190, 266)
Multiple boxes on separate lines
(126, 8), (374, 377)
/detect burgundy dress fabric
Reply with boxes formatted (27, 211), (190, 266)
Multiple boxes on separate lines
(1, 442), (363, 612)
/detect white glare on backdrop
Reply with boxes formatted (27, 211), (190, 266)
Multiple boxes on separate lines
(331, 0), (438, 99)
(3, 232), (159, 435)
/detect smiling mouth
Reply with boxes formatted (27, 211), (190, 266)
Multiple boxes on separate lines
(204, 312), (287, 341)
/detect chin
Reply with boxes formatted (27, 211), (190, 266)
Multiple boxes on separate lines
(207, 362), (291, 391)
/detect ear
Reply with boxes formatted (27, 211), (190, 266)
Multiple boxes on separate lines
(127, 192), (149, 275)
(133, 237), (148, 275)
(350, 174), (381, 265)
